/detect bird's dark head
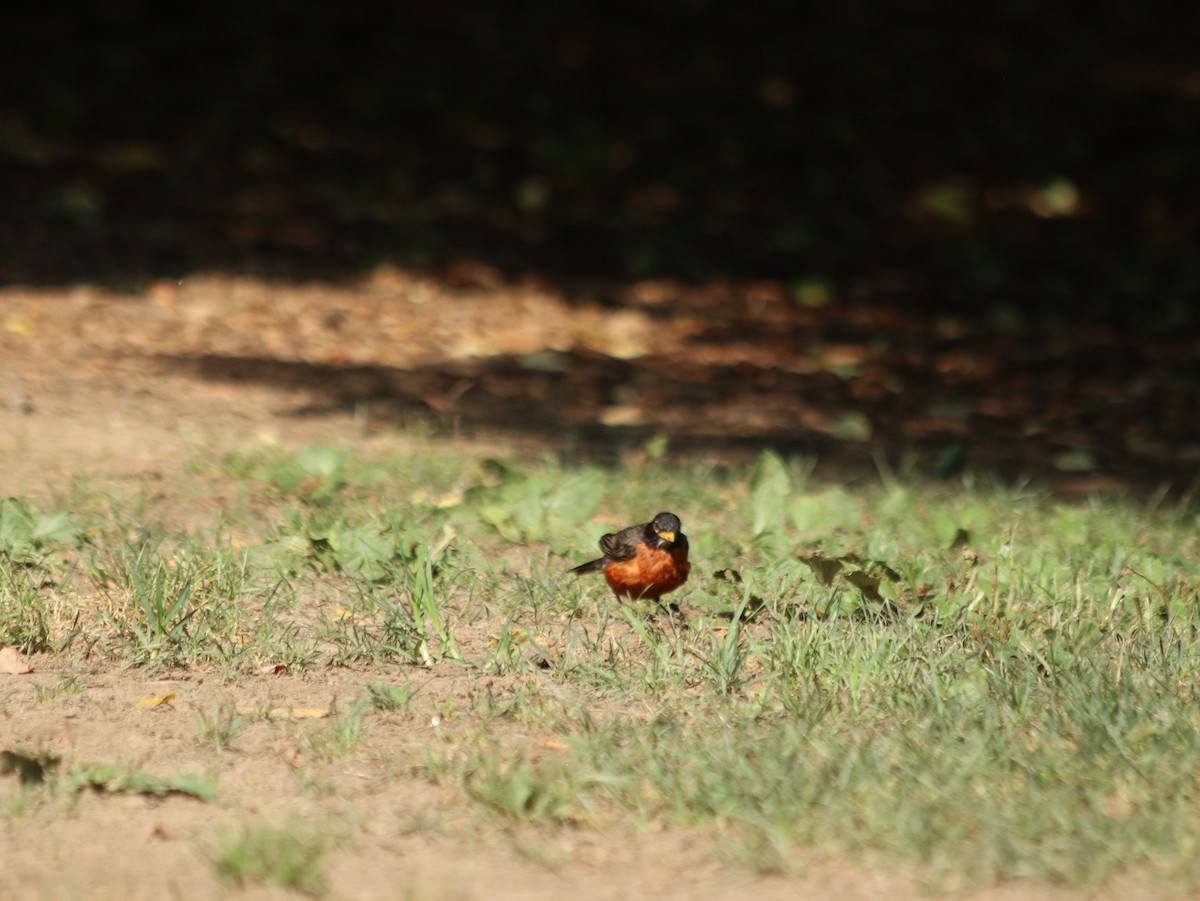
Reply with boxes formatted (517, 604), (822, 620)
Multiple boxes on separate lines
(648, 512), (683, 547)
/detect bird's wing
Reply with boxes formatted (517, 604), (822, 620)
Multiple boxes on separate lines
(599, 524), (645, 561)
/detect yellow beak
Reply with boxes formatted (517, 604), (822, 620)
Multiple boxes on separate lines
(658, 531), (675, 544)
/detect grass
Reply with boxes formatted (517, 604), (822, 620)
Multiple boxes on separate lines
(365, 680), (414, 712)
(211, 820), (332, 895)
(0, 562), (52, 653)
(33, 674), (85, 703)
(194, 698), (248, 751)
(305, 709), (369, 762)
(6, 439), (1200, 890)
(61, 762), (217, 802)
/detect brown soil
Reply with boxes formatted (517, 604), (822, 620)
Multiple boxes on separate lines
(0, 277), (1184, 899)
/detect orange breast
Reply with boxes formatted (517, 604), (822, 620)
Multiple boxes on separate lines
(603, 544), (691, 600)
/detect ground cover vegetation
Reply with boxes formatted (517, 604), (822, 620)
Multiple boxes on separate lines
(4, 440), (1199, 894)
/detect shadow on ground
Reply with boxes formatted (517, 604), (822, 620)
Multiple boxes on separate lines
(164, 305), (1199, 495)
(4, 2), (1199, 489)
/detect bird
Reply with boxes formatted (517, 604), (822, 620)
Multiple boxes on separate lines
(569, 512), (691, 601)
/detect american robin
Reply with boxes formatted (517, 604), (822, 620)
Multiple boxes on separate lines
(570, 512), (691, 601)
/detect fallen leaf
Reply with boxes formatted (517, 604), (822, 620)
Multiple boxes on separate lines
(843, 570), (884, 602)
(599, 404), (646, 426)
(0, 647), (33, 675)
(3, 314), (34, 336)
(257, 663), (288, 675)
(135, 693), (176, 709)
(798, 553), (844, 586)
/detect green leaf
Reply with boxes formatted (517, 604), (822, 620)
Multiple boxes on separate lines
(297, 445), (349, 481)
(788, 495), (824, 535)
(32, 511), (79, 545)
(477, 502), (520, 542)
(468, 467), (602, 548)
(790, 488), (861, 536)
(749, 451), (791, 538)
(330, 526), (393, 579)
(0, 498), (35, 555)
(0, 499), (77, 556)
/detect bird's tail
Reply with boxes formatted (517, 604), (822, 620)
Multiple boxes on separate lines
(569, 558), (606, 575)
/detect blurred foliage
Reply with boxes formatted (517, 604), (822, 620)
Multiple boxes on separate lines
(0, 497), (79, 560)
(1, 1), (1197, 328)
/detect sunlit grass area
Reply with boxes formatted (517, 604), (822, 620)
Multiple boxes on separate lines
(3, 440), (1200, 890)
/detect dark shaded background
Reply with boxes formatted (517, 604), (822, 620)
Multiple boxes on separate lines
(3, 1), (1196, 312)
(3, 1), (1198, 485)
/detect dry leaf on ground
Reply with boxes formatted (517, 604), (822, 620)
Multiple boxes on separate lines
(135, 693), (176, 708)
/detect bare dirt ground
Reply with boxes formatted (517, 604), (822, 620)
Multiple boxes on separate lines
(0, 277), (1186, 899)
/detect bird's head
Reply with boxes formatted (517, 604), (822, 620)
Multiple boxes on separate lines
(649, 512), (683, 547)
